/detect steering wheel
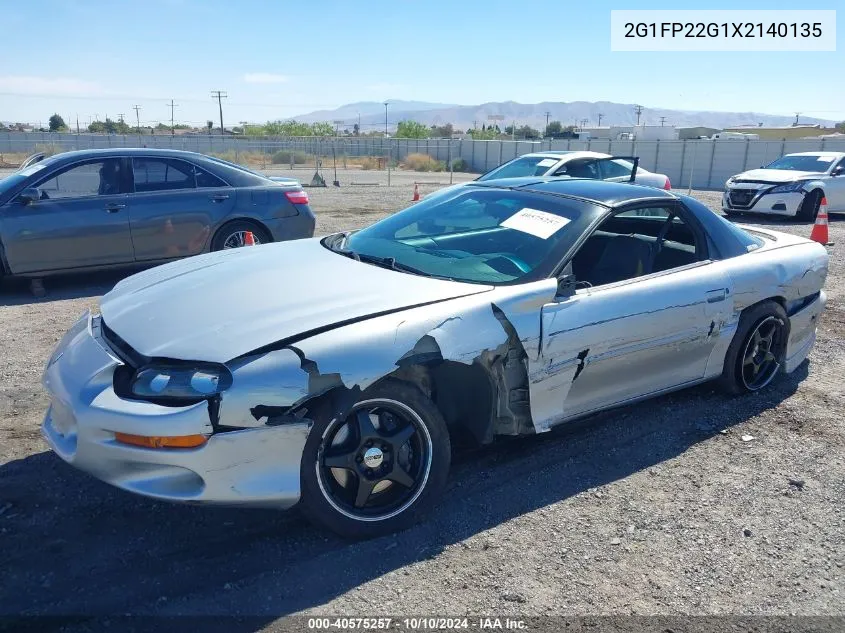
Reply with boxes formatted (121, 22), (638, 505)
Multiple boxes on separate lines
(486, 253), (532, 275)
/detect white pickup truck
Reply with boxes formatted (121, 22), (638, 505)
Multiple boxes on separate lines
(723, 151), (845, 221)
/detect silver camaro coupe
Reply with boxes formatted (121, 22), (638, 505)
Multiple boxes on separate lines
(42, 178), (828, 538)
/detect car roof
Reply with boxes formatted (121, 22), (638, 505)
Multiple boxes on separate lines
(785, 151), (845, 158)
(518, 150), (608, 160)
(46, 147), (211, 161)
(470, 176), (675, 207)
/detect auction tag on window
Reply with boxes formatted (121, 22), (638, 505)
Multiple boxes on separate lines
(816, 156), (835, 163)
(536, 158), (558, 167)
(501, 208), (570, 239)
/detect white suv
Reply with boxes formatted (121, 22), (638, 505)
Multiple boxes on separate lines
(723, 152), (845, 221)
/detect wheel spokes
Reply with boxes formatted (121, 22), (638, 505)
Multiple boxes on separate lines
(387, 423), (415, 450)
(354, 475), (377, 508)
(355, 410), (379, 441)
(323, 448), (356, 470)
(385, 464), (415, 488)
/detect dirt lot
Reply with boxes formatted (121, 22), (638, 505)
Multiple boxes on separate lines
(0, 170), (843, 627)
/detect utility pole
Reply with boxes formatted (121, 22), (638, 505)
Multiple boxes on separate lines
(76, 115), (80, 134)
(597, 113), (604, 126)
(211, 90), (227, 135)
(634, 104), (644, 126)
(544, 111), (551, 137)
(383, 101), (389, 137)
(472, 120), (478, 130)
(793, 112), (801, 126)
(659, 116), (667, 127)
(580, 118), (589, 129)
(168, 99), (178, 135)
(133, 105), (142, 134)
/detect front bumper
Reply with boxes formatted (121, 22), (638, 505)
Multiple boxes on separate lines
(41, 312), (310, 508)
(722, 188), (805, 217)
(784, 291), (826, 374)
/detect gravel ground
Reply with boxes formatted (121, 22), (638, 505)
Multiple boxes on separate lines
(0, 171), (843, 627)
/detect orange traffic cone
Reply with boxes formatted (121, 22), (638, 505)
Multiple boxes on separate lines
(412, 183), (420, 201)
(243, 230), (256, 246)
(810, 197), (832, 246)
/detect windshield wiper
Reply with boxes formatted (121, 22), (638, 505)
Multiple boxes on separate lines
(353, 252), (455, 281)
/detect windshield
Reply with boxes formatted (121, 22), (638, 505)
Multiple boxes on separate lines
(478, 156), (563, 181)
(763, 155), (837, 172)
(337, 186), (590, 284)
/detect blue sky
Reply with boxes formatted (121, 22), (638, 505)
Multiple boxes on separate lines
(1, 0), (842, 127)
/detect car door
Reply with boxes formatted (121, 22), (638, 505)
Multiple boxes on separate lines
(128, 157), (235, 261)
(531, 204), (734, 427)
(0, 158), (134, 274)
(824, 156), (845, 212)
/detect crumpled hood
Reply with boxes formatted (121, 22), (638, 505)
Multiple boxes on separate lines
(732, 168), (826, 184)
(99, 238), (491, 363)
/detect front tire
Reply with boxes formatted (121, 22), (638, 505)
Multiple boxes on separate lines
(797, 189), (823, 222)
(719, 301), (789, 395)
(300, 379), (451, 539)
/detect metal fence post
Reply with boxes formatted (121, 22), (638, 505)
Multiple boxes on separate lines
(654, 139), (660, 173)
(687, 141), (697, 194)
(499, 142), (503, 166)
(448, 142), (453, 184)
(706, 141), (716, 188)
(485, 142), (489, 170)
(678, 139), (686, 187)
(742, 137), (751, 171)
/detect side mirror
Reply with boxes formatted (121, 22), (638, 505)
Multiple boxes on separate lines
(833, 166), (845, 177)
(557, 273), (578, 297)
(18, 187), (41, 204)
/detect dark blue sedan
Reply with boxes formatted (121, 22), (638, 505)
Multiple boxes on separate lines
(0, 148), (315, 278)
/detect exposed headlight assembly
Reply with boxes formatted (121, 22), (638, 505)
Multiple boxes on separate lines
(130, 363), (233, 400)
(768, 181), (807, 194)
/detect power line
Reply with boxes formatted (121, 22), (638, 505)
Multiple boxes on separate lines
(544, 111), (551, 136)
(133, 105), (142, 134)
(659, 116), (667, 127)
(597, 113), (604, 126)
(168, 99), (178, 135)
(634, 105), (644, 125)
(211, 90), (227, 133)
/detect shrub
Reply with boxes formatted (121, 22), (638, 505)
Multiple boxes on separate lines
(271, 150), (308, 165)
(450, 158), (470, 172)
(358, 156), (383, 170)
(402, 153), (445, 172)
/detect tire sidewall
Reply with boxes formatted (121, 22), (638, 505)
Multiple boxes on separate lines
(299, 379), (451, 539)
(720, 301), (790, 394)
(798, 190), (822, 222)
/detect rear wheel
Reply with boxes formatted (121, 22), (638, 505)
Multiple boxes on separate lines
(719, 301), (789, 394)
(210, 220), (271, 251)
(797, 189), (823, 222)
(300, 379), (451, 539)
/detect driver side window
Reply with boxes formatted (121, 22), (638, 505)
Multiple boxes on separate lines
(569, 206), (703, 288)
(34, 160), (126, 199)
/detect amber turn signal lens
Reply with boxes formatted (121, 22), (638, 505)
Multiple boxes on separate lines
(114, 432), (208, 449)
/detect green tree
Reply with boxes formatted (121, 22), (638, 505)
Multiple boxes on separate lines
(48, 114), (67, 132)
(353, 123), (360, 136)
(207, 120), (214, 135)
(836, 121), (845, 133)
(395, 120), (430, 139)
(430, 123), (454, 138)
(467, 127), (499, 140)
(310, 122), (335, 137)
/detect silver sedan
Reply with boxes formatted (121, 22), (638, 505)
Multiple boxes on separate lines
(42, 178), (827, 538)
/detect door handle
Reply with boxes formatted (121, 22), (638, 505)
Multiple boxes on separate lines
(209, 194), (230, 202)
(706, 288), (727, 303)
(104, 203), (125, 213)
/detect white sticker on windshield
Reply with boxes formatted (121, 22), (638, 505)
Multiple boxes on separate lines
(816, 156), (835, 163)
(536, 158), (558, 167)
(501, 208), (570, 239)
